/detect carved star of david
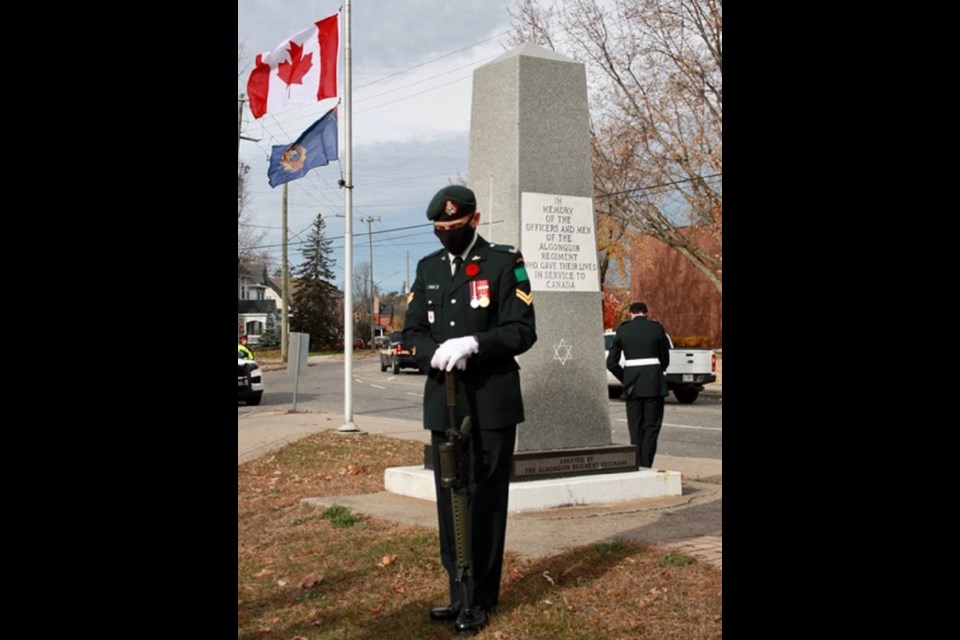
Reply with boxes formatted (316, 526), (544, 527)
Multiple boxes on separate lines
(552, 338), (573, 366)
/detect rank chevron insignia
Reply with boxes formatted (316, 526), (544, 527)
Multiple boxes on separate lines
(515, 289), (533, 305)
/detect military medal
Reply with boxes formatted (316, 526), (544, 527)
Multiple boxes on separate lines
(475, 279), (490, 308)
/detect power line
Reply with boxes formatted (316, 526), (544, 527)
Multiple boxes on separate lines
(354, 30), (510, 90)
(356, 74), (473, 115)
(354, 52), (501, 105)
(596, 173), (722, 199)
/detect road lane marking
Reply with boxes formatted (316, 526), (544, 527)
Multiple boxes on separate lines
(370, 384), (386, 389)
(406, 392), (424, 398)
(664, 423), (721, 431)
(614, 418), (721, 431)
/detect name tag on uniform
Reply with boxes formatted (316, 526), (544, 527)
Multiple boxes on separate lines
(426, 284), (440, 290)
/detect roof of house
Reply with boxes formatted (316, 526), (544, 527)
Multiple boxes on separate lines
(238, 261), (269, 285)
(238, 299), (277, 314)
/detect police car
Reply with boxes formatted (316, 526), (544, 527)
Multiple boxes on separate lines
(238, 356), (264, 405)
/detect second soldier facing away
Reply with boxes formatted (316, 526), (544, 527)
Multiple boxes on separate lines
(606, 302), (671, 469)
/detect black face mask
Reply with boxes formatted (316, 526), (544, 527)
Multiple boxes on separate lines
(434, 222), (475, 256)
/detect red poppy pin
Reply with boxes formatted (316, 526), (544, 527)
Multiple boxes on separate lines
(465, 263), (480, 277)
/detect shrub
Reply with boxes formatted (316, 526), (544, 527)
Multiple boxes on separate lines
(670, 335), (713, 349)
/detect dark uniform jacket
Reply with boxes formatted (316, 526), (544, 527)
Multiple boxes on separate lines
(606, 316), (670, 398)
(403, 235), (537, 431)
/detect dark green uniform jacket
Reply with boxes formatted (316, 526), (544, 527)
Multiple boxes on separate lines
(606, 316), (670, 398)
(403, 235), (537, 430)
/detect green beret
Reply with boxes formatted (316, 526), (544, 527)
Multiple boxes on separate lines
(426, 185), (476, 221)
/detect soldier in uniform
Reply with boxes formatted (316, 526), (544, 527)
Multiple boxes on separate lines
(606, 302), (671, 468)
(403, 185), (537, 634)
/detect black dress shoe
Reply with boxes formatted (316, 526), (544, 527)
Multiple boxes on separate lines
(455, 605), (488, 634)
(429, 602), (461, 622)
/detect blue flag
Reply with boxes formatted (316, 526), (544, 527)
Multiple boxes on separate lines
(267, 107), (339, 188)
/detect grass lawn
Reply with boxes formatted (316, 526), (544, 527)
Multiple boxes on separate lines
(238, 431), (722, 639)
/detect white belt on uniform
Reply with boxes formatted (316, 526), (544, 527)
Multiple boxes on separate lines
(623, 358), (661, 366)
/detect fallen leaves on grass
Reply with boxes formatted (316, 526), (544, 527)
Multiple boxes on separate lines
(238, 430), (722, 640)
(379, 554), (398, 567)
(299, 573), (323, 589)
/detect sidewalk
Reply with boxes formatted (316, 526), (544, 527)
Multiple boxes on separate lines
(238, 407), (722, 568)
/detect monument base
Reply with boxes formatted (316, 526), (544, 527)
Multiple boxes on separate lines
(385, 465), (681, 513)
(424, 444), (638, 481)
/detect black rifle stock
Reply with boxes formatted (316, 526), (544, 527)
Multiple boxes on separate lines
(438, 371), (474, 621)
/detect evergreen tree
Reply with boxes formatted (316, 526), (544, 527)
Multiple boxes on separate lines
(257, 311), (281, 349)
(291, 213), (339, 350)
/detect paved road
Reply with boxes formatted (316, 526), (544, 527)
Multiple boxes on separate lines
(241, 354), (722, 461)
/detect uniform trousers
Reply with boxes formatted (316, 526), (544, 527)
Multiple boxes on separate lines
(430, 424), (516, 608)
(625, 395), (665, 468)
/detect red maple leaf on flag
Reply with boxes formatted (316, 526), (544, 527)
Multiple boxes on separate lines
(276, 40), (314, 93)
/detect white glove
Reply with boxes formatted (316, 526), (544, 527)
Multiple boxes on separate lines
(430, 336), (479, 372)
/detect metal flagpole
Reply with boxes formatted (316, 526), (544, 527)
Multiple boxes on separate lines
(338, 0), (360, 432)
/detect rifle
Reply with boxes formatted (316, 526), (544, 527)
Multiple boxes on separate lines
(437, 370), (475, 623)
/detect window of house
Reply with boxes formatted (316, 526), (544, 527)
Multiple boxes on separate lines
(240, 283), (248, 300)
(246, 321), (263, 336)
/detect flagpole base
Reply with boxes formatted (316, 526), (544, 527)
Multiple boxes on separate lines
(337, 421), (365, 435)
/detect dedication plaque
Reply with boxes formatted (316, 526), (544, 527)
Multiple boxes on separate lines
(520, 192), (600, 293)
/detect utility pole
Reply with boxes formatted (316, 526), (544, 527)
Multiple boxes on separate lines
(360, 215), (380, 346)
(238, 94), (244, 162)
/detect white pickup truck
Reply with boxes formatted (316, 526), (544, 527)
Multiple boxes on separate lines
(604, 331), (717, 404)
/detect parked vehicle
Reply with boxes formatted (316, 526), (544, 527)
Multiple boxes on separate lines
(380, 331), (422, 374)
(336, 337), (368, 349)
(604, 331), (716, 404)
(238, 357), (264, 405)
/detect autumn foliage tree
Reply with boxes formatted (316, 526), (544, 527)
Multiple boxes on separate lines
(509, 0), (722, 294)
(602, 286), (630, 330)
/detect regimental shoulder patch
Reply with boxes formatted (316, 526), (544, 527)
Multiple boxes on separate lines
(514, 266), (529, 282)
(407, 292), (414, 304)
(515, 289), (533, 305)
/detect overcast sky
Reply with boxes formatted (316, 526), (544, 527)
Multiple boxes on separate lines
(238, 0), (524, 295)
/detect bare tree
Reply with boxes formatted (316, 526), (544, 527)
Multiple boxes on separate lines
(238, 160), (269, 264)
(238, 41), (248, 80)
(237, 44), (268, 265)
(509, 0), (722, 293)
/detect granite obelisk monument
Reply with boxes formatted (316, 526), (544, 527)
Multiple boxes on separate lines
(467, 44), (636, 478)
(385, 44), (681, 509)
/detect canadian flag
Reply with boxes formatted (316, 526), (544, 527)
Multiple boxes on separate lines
(247, 14), (340, 120)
